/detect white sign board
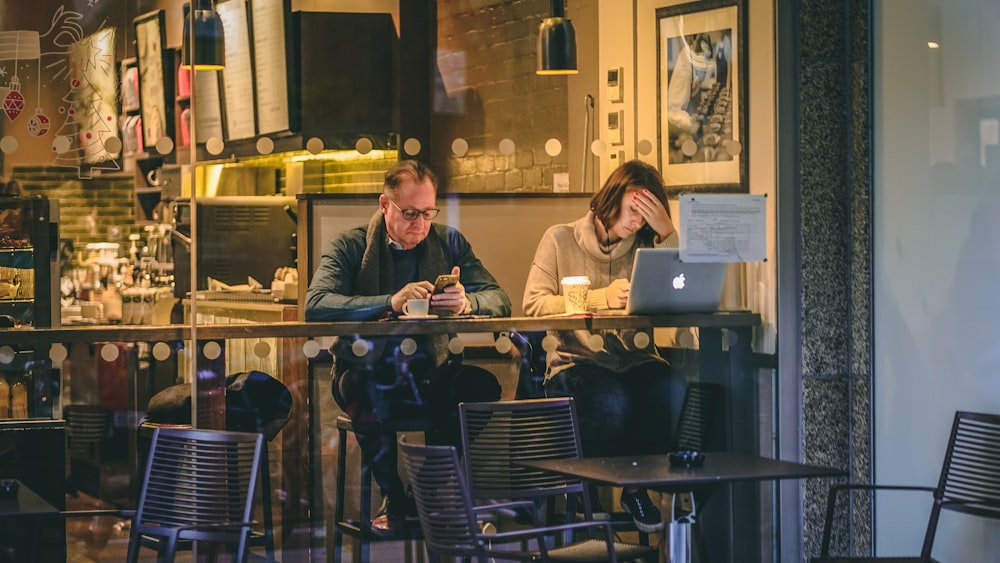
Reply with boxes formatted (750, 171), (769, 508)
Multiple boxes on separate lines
(679, 193), (766, 262)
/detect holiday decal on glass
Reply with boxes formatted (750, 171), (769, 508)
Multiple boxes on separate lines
(1, 7), (124, 178)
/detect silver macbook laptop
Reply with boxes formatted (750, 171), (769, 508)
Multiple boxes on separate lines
(623, 248), (726, 315)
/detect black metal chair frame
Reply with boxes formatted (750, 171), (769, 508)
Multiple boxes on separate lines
(815, 410), (1000, 562)
(458, 397), (612, 543)
(399, 435), (656, 563)
(66, 426), (268, 563)
(332, 414), (427, 563)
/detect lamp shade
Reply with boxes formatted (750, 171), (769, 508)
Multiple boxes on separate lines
(537, 16), (577, 75)
(181, 1), (225, 70)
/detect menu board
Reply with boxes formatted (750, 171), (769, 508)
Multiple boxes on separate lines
(216, 0), (256, 140)
(250, 0), (290, 134)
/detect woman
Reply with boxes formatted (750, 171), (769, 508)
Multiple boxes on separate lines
(522, 160), (686, 532)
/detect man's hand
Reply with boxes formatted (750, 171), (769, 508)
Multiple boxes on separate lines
(390, 280), (435, 312)
(431, 266), (470, 315)
(606, 278), (630, 309)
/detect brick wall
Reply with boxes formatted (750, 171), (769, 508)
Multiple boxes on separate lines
(433, 0), (569, 193)
(12, 167), (137, 246)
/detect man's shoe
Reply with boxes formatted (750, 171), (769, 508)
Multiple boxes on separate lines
(619, 489), (664, 533)
(369, 496), (404, 538)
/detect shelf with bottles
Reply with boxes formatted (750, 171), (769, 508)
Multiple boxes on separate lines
(0, 348), (57, 421)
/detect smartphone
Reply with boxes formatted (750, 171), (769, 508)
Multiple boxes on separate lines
(432, 274), (459, 294)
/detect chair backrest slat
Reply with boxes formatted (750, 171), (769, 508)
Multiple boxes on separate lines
(938, 411), (1000, 519)
(459, 398), (585, 502)
(133, 427), (264, 539)
(398, 438), (482, 557)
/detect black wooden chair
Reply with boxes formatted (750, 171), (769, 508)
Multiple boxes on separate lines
(813, 410), (1000, 562)
(399, 436), (656, 562)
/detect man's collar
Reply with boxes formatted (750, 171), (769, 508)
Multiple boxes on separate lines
(386, 234), (404, 250)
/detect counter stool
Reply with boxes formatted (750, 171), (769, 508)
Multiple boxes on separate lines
(333, 414), (428, 563)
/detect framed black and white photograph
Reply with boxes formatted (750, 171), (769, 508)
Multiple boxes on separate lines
(657, 1), (746, 192)
(133, 10), (174, 150)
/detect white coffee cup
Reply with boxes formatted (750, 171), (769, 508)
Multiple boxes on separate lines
(402, 298), (430, 317)
(561, 276), (591, 314)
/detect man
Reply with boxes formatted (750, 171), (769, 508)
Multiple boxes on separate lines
(305, 160), (511, 535)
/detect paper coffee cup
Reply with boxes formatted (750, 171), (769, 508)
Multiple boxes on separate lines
(561, 276), (591, 314)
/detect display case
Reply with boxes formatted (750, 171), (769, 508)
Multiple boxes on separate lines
(0, 195), (58, 328)
(0, 196), (66, 558)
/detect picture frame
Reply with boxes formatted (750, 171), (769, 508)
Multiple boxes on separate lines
(656, 0), (747, 193)
(133, 9), (174, 151)
(120, 57), (140, 113)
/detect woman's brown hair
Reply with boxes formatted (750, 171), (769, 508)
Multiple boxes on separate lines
(589, 160), (670, 246)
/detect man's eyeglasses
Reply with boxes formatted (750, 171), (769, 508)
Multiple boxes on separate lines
(390, 199), (440, 221)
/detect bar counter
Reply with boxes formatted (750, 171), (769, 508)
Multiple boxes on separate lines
(0, 311), (761, 345)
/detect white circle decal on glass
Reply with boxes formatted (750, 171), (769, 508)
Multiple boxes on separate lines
(203, 341), (222, 360)
(637, 139), (653, 156)
(403, 138), (422, 156)
(52, 136), (71, 154)
(498, 138), (516, 156)
(400, 338), (417, 356)
(257, 137), (275, 155)
(681, 138), (698, 157)
(451, 138), (469, 156)
(0, 346), (14, 364)
(104, 136), (123, 155)
(152, 342), (172, 361)
(678, 329), (695, 348)
(590, 139), (608, 156)
(495, 334), (512, 355)
(352, 339), (370, 357)
(101, 343), (120, 362)
(545, 138), (562, 157)
(0, 136), (17, 153)
(723, 139), (742, 156)
(302, 340), (321, 358)
(633, 331), (650, 349)
(355, 137), (374, 154)
(253, 341), (271, 359)
(205, 137), (225, 155)
(727, 328), (740, 347)
(587, 334), (604, 351)
(155, 136), (174, 155)
(49, 343), (68, 365)
(542, 334), (560, 352)
(306, 137), (325, 155)
(448, 336), (465, 355)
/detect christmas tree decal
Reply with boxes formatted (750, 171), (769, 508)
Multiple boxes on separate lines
(51, 30), (120, 179)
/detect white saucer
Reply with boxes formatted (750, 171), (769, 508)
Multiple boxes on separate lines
(399, 314), (438, 320)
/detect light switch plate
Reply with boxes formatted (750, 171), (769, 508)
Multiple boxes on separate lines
(607, 66), (623, 103)
(608, 110), (624, 145)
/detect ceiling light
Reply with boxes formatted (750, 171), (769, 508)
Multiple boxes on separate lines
(181, 0), (225, 70)
(537, 0), (577, 75)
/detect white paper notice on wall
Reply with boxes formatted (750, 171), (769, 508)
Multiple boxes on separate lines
(553, 172), (570, 193)
(679, 193), (766, 262)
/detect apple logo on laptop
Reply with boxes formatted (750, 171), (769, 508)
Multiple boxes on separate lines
(672, 273), (686, 289)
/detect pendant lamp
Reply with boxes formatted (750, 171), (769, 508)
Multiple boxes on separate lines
(537, 0), (577, 75)
(181, 0), (225, 70)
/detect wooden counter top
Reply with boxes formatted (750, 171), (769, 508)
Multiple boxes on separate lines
(0, 311), (760, 346)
